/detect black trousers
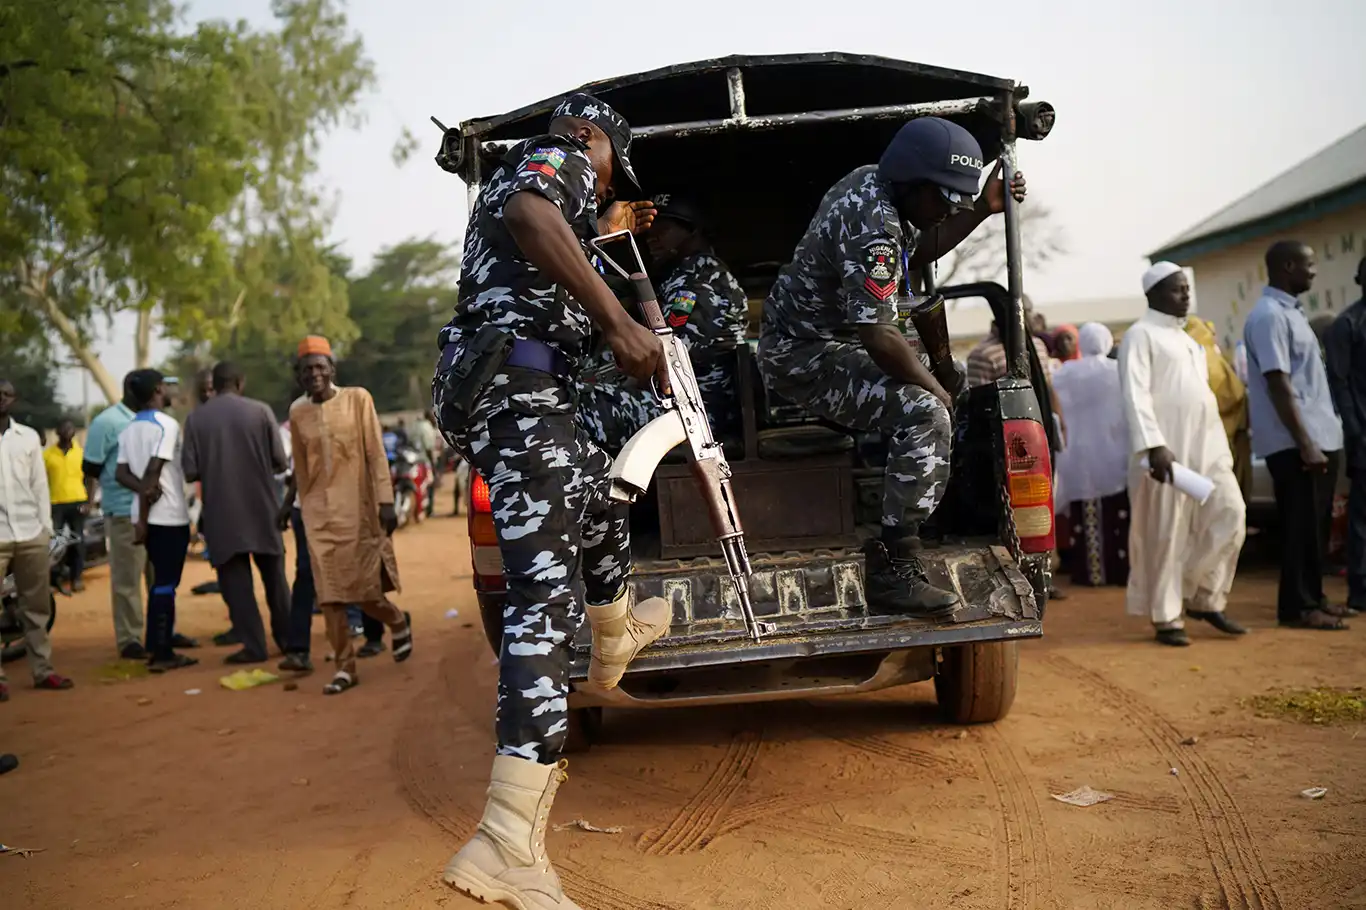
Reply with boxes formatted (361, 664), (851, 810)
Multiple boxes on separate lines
(50, 503), (86, 581)
(144, 524), (190, 659)
(216, 551), (290, 660)
(286, 509), (314, 654)
(1266, 448), (1342, 622)
(1348, 456), (1366, 610)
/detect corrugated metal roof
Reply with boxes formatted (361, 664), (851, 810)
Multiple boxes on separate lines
(1151, 124), (1366, 258)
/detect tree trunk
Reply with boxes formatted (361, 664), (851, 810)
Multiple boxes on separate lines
(38, 292), (121, 404)
(134, 308), (154, 368)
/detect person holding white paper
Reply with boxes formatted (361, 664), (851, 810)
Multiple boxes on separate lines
(1119, 262), (1248, 646)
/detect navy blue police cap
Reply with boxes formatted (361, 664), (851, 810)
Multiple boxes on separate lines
(878, 117), (985, 211)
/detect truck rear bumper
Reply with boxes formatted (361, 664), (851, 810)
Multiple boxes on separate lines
(475, 539), (1042, 706)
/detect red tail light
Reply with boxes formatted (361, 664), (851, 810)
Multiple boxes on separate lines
(467, 471), (505, 590)
(471, 473), (492, 514)
(1002, 419), (1055, 553)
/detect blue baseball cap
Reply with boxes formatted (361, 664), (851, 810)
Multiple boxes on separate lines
(878, 117), (985, 209)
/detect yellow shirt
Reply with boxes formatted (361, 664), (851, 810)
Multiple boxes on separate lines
(43, 443), (88, 505)
(1185, 318), (1248, 439)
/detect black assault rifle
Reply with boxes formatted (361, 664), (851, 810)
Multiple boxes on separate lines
(587, 230), (772, 643)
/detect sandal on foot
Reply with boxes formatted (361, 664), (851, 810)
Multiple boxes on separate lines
(391, 612), (413, 664)
(323, 671), (357, 695)
(1280, 609), (1349, 631)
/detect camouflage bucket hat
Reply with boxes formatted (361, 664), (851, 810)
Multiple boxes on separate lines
(552, 92), (640, 193)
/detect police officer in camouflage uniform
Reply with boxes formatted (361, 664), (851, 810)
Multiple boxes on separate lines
(432, 94), (673, 910)
(577, 195), (748, 451)
(759, 117), (1027, 616)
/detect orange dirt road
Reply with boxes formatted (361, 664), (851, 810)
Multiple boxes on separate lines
(4, 512), (1365, 909)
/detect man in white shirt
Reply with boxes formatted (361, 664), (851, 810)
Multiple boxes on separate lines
(115, 371), (197, 672)
(0, 379), (73, 699)
(1120, 263), (1248, 646)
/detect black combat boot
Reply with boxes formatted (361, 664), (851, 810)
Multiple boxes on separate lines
(863, 537), (961, 617)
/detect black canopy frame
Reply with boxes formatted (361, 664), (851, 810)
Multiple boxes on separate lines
(436, 52), (1055, 380)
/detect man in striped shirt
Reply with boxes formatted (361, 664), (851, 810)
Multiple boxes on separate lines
(966, 297), (1055, 389)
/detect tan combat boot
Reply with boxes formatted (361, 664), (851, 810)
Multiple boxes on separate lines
(585, 589), (671, 689)
(442, 756), (580, 910)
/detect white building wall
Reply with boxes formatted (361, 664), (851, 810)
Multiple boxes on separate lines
(1184, 203), (1366, 353)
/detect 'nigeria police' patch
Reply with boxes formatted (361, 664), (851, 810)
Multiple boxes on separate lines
(525, 147), (567, 177)
(863, 241), (898, 301)
(666, 290), (697, 329)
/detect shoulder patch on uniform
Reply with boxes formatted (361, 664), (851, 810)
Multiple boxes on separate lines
(666, 289), (697, 328)
(863, 241), (898, 301)
(523, 146), (567, 177)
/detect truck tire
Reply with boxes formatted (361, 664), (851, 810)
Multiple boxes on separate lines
(564, 707), (603, 754)
(934, 641), (1019, 724)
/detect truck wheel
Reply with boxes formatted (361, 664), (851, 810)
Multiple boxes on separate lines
(934, 641), (1019, 724)
(564, 707), (603, 754)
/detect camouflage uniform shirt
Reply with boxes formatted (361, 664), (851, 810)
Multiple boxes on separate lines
(437, 134), (598, 357)
(659, 249), (748, 351)
(762, 165), (921, 355)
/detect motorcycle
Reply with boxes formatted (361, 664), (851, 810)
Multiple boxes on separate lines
(389, 442), (433, 530)
(1, 529), (74, 664)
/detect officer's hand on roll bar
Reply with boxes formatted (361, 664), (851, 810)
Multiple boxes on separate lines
(980, 161), (1028, 214)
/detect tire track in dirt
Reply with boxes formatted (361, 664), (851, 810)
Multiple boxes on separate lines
(637, 728), (763, 856)
(558, 861), (684, 910)
(1046, 655), (1282, 910)
(975, 724), (1054, 910)
(760, 814), (981, 867)
(712, 776), (896, 839)
(820, 730), (977, 778)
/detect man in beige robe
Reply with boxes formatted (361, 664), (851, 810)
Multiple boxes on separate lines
(284, 336), (414, 694)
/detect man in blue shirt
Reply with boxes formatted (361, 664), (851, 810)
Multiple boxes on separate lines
(1244, 240), (1347, 630)
(83, 372), (152, 659)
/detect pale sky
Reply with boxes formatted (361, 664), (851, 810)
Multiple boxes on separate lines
(59, 0), (1366, 403)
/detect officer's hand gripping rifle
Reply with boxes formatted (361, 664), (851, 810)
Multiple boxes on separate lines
(588, 230), (774, 643)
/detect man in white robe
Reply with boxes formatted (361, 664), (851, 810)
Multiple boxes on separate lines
(1119, 262), (1248, 646)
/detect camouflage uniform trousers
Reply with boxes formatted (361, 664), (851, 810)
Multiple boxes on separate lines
(575, 364), (739, 453)
(433, 354), (630, 764)
(758, 333), (951, 533)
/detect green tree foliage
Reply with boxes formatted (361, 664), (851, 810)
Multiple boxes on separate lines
(176, 239), (458, 418)
(0, 0), (371, 403)
(337, 239), (459, 413)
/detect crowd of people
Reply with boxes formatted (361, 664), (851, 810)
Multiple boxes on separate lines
(1036, 247), (1366, 645)
(0, 338), (425, 701)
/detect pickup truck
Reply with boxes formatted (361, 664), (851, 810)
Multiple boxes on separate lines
(441, 52), (1059, 748)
